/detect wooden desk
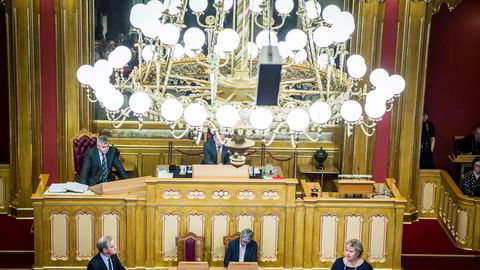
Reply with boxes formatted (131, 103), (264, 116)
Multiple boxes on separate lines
(298, 164), (339, 191)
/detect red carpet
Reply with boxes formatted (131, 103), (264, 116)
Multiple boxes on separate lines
(402, 219), (480, 255)
(0, 215), (34, 268)
(402, 219), (480, 270)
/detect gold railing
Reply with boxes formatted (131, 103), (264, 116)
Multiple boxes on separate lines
(418, 169), (480, 250)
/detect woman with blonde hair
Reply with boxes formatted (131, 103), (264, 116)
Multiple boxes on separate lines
(331, 239), (373, 270)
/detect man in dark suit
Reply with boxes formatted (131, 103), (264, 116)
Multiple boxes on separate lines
(79, 135), (128, 186)
(87, 236), (125, 270)
(203, 133), (231, 164)
(224, 229), (257, 267)
(459, 125), (480, 154)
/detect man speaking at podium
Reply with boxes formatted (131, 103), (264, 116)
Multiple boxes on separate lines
(203, 133), (231, 165)
(79, 135), (128, 186)
(224, 229), (258, 267)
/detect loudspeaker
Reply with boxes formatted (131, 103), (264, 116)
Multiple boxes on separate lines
(256, 46), (283, 106)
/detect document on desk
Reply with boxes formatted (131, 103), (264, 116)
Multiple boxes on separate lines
(46, 182), (91, 194)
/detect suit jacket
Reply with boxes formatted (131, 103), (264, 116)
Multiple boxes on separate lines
(87, 253), (125, 270)
(224, 239), (257, 267)
(79, 147), (128, 186)
(458, 134), (480, 154)
(202, 138), (231, 165)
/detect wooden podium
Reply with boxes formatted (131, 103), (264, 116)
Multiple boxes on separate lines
(192, 164), (249, 178)
(335, 179), (375, 194)
(227, 262), (260, 270)
(177, 261), (209, 270)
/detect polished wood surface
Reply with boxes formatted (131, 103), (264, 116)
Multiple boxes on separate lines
(177, 261), (209, 270)
(193, 165), (249, 178)
(298, 165), (339, 191)
(32, 174), (406, 269)
(334, 180), (375, 194)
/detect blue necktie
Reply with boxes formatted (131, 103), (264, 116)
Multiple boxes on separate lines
(108, 257), (113, 270)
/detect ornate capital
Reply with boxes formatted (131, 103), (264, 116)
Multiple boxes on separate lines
(431, 0), (463, 14)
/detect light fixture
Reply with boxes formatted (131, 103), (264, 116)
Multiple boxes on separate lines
(77, 0), (406, 148)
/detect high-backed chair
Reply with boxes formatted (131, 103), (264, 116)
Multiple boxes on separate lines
(176, 232), (204, 261)
(71, 129), (97, 180)
(223, 232), (240, 253)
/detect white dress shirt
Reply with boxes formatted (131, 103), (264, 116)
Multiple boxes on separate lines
(239, 242), (246, 262)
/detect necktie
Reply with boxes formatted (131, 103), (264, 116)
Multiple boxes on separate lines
(108, 257), (113, 270)
(100, 153), (108, 182)
(216, 146), (222, 164)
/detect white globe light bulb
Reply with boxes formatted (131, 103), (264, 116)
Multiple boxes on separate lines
(90, 76), (111, 93)
(161, 99), (183, 121)
(347, 54), (365, 68)
(277, 41), (293, 60)
(305, 0), (321, 19)
(214, 44), (227, 59)
(216, 105), (239, 128)
(141, 19), (161, 38)
(313, 26), (333, 48)
(223, 0), (234, 11)
(255, 30), (278, 48)
(184, 103), (207, 127)
(142, 45), (155, 61)
(183, 27), (205, 50)
(365, 101), (387, 119)
(173, 43), (185, 60)
(247, 42), (259, 59)
(389, 74), (406, 95)
(275, 0), (294, 14)
(129, 92), (152, 114)
(366, 90), (387, 104)
(249, 107), (273, 130)
(93, 59), (113, 78)
(285, 29), (308, 50)
(340, 100), (362, 123)
(287, 109), (310, 132)
(76, 65), (94, 85)
(348, 62), (367, 79)
(369, 68), (389, 88)
(249, 0), (263, 12)
(309, 101), (332, 124)
(146, 0), (165, 19)
(189, 0), (208, 13)
(130, 4), (148, 28)
(294, 49), (308, 64)
(94, 82), (115, 103)
(317, 53), (329, 69)
(217, 29), (240, 52)
(103, 90), (125, 111)
(322, 5), (341, 25)
(159, 23), (180, 45)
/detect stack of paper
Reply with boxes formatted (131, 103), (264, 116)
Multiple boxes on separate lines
(47, 182), (89, 194)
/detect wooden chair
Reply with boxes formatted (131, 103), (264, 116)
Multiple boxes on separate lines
(176, 232), (204, 261)
(71, 129), (97, 181)
(223, 232), (240, 253)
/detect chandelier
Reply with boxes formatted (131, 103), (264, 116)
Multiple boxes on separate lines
(76, 0), (405, 148)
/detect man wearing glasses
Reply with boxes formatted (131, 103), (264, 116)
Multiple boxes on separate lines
(224, 228), (258, 267)
(87, 236), (125, 270)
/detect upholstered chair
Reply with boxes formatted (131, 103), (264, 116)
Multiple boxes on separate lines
(71, 129), (97, 180)
(176, 232), (204, 261)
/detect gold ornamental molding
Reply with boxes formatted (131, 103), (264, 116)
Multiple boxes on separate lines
(431, 0), (463, 14)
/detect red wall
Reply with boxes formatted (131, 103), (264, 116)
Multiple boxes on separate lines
(425, 1), (480, 173)
(40, 0), (57, 182)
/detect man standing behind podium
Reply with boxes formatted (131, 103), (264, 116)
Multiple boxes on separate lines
(224, 229), (258, 267)
(88, 236), (125, 270)
(203, 133), (230, 164)
(79, 135), (128, 186)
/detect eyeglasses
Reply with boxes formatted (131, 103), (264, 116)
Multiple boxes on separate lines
(474, 164), (480, 168)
